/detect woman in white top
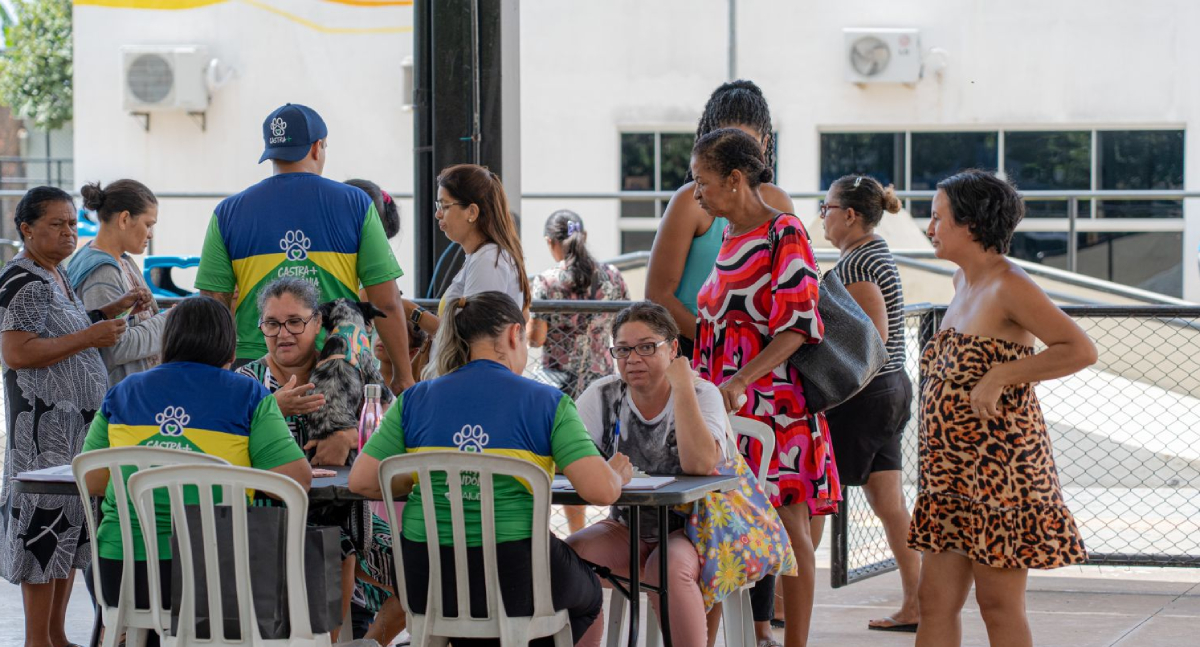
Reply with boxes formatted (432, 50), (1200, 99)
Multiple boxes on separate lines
(403, 164), (530, 374)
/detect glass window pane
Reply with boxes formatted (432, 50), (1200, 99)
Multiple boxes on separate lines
(1009, 232), (1070, 271)
(1097, 130), (1184, 219)
(660, 133), (695, 191)
(911, 132), (998, 190)
(819, 133), (905, 190)
(620, 199), (656, 219)
(620, 230), (657, 254)
(1004, 131), (1090, 218)
(1077, 231), (1182, 297)
(621, 133), (654, 191)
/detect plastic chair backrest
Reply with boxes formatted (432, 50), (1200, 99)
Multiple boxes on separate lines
(729, 415), (774, 485)
(127, 464), (315, 646)
(72, 448), (229, 612)
(378, 451), (564, 642)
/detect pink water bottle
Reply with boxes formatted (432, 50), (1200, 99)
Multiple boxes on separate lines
(358, 384), (384, 451)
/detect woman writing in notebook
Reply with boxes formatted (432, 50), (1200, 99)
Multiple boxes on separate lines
(566, 301), (728, 647)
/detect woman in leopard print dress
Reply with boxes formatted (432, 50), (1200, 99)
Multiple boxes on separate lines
(910, 171), (1093, 647)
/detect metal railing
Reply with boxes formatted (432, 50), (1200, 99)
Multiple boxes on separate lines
(832, 303), (1200, 588)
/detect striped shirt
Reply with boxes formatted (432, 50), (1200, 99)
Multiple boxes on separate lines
(832, 238), (905, 375)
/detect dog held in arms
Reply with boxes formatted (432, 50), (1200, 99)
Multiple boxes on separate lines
(307, 298), (396, 460)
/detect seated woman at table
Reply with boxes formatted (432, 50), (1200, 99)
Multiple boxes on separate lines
(566, 301), (726, 647)
(80, 296), (311, 642)
(235, 276), (374, 638)
(349, 290), (632, 645)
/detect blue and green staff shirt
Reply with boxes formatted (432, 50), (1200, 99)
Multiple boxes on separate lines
(82, 361), (304, 560)
(362, 360), (600, 547)
(195, 173), (404, 359)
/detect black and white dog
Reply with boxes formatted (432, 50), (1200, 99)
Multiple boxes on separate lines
(307, 299), (395, 451)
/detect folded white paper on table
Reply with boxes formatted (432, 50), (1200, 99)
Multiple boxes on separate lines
(552, 476), (676, 490)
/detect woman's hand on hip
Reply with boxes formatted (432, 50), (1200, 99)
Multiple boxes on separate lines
(718, 375), (750, 413)
(87, 319), (127, 348)
(968, 370), (1004, 421)
(274, 374), (325, 417)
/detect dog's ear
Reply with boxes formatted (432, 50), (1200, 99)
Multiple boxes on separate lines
(317, 300), (338, 331)
(356, 300), (387, 323)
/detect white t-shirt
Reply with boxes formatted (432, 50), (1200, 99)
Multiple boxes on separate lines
(441, 243), (525, 311)
(576, 374), (730, 536)
(575, 374), (729, 474)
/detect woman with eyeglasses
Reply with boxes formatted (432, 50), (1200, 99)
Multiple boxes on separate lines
(565, 301), (727, 647)
(813, 175), (922, 633)
(402, 164), (531, 368)
(233, 276), (373, 640)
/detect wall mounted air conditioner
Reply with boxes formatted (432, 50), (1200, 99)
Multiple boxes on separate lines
(121, 45), (212, 113)
(844, 28), (922, 84)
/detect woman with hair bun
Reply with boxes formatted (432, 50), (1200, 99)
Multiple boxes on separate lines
(67, 179), (164, 386)
(646, 80), (794, 359)
(814, 174), (922, 633)
(691, 128), (837, 647)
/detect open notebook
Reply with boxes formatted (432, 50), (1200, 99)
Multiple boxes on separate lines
(552, 475), (676, 491)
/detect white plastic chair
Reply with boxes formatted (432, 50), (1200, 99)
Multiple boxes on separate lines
(378, 451), (572, 647)
(127, 464), (330, 647)
(722, 415), (776, 647)
(72, 447), (229, 647)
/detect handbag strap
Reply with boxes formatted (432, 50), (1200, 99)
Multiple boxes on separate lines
(766, 212), (823, 279)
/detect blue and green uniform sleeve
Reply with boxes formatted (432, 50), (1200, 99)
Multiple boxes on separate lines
(357, 204), (404, 287)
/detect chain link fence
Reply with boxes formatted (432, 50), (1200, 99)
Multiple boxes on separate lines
(832, 304), (1200, 588)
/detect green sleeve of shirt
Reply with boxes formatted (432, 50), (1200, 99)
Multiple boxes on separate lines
(82, 410), (111, 453)
(248, 397), (306, 469)
(194, 214), (237, 293)
(550, 396), (601, 469)
(363, 394), (406, 460)
(357, 204), (404, 287)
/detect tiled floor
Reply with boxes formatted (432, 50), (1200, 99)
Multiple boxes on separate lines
(3, 564), (1193, 647)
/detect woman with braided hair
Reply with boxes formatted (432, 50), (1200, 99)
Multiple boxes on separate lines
(646, 80), (794, 360)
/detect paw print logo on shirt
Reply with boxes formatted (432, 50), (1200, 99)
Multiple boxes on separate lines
(453, 424), (489, 453)
(280, 230), (312, 261)
(155, 406), (191, 437)
(271, 117), (287, 138)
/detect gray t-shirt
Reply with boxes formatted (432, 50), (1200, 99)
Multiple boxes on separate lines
(575, 374), (729, 537)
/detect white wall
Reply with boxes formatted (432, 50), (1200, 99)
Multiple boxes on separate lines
(72, 0), (416, 292)
(74, 1), (1200, 299)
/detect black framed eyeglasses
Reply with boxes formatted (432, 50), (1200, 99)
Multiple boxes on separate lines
(818, 201), (846, 218)
(609, 339), (670, 359)
(259, 314), (316, 337)
(434, 201), (468, 215)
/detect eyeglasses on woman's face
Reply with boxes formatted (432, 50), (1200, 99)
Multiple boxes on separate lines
(259, 314), (316, 337)
(818, 201), (846, 219)
(434, 201), (468, 216)
(609, 339), (670, 359)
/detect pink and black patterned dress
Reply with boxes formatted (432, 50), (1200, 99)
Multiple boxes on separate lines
(694, 214), (841, 514)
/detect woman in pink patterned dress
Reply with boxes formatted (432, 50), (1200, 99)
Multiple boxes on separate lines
(692, 129), (839, 647)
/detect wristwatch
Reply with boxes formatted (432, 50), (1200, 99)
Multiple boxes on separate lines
(409, 305), (427, 326)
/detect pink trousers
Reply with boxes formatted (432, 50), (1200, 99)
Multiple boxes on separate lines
(565, 519), (706, 647)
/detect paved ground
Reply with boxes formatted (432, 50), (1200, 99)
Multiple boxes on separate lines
(1, 563), (1196, 647)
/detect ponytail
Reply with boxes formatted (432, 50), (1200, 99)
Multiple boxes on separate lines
(425, 291), (526, 379)
(543, 209), (598, 296)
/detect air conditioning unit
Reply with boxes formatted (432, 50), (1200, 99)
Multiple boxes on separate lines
(844, 28), (922, 84)
(121, 45), (212, 112)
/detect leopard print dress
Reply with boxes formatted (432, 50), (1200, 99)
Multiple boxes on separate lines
(907, 328), (1087, 569)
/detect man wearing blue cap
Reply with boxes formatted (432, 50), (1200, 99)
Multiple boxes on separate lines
(196, 103), (414, 396)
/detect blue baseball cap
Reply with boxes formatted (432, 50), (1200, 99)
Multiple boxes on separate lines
(259, 103), (328, 163)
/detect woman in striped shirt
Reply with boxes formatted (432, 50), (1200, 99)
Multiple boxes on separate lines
(816, 174), (922, 633)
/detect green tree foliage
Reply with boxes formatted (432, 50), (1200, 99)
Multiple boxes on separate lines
(0, 0), (72, 131)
